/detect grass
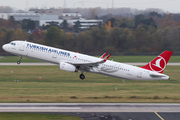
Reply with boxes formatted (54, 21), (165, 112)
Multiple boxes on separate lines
(0, 65), (180, 103)
(0, 56), (43, 63)
(111, 56), (180, 63)
(0, 55), (180, 63)
(0, 113), (81, 120)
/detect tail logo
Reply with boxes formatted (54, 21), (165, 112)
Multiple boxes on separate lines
(149, 56), (166, 73)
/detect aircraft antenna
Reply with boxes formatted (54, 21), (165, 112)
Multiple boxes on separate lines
(63, 0), (67, 8)
(26, 0), (29, 11)
(82, 0), (84, 8)
(112, 0), (114, 14)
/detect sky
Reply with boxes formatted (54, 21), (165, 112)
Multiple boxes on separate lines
(0, 0), (180, 13)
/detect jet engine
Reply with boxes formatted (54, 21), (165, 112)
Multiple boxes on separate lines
(59, 62), (78, 72)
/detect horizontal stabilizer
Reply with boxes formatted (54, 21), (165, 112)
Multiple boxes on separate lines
(150, 74), (166, 78)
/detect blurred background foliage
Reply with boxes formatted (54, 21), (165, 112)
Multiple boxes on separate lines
(1, 9), (180, 55)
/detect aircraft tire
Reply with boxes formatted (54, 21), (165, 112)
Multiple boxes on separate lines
(17, 61), (21, 64)
(80, 74), (85, 80)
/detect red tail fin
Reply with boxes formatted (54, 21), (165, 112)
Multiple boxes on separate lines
(141, 50), (173, 73)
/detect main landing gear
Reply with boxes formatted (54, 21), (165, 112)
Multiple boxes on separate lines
(79, 70), (85, 80)
(76, 66), (85, 80)
(17, 56), (22, 64)
(79, 73), (85, 80)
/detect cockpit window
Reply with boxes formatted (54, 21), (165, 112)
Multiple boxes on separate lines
(9, 42), (16, 46)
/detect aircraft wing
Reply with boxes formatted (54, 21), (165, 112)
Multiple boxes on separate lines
(67, 54), (111, 71)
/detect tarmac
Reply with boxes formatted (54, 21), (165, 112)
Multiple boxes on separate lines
(0, 103), (180, 120)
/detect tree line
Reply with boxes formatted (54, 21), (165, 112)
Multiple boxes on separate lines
(1, 12), (180, 55)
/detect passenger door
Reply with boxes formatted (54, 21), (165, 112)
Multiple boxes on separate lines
(19, 42), (25, 51)
(137, 70), (142, 78)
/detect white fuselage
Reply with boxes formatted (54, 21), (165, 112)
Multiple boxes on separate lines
(2, 41), (170, 80)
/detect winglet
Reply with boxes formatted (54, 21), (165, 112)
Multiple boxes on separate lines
(100, 52), (107, 59)
(103, 54), (111, 62)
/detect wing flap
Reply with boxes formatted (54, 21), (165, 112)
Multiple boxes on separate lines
(66, 54), (111, 71)
(69, 54), (111, 66)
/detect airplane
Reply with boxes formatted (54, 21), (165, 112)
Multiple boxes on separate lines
(2, 40), (173, 80)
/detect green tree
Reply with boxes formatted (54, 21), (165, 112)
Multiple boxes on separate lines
(113, 18), (123, 28)
(13, 28), (25, 40)
(5, 29), (14, 43)
(119, 18), (134, 28)
(60, 20), (68, 30)
(74, 20), (81, 32)
(21, 19), (36, 31)
(8, 16), (17, 28)
(63, 32), (77, 51)
(76, 32), (91, 52)
(45, 26), (64, 46)
(0, 31), (6, 47)
(132, 27), (151, 52)
(87, 26), (113, 52)
(134, 14), (157, 29)
(149, 11), (162, 18)
(106, 18), (116, 28)
(49, 21), (59, 26)
(142, 17), (157, 29)
(134, 14), (145, 28)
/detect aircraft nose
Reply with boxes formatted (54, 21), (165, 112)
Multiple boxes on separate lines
(2, 44), (8, 51)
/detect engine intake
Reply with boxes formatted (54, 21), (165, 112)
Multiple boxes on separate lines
(59, 62), (78, 72)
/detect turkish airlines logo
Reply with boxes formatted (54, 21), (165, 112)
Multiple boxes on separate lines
(149, 56), (166, 73)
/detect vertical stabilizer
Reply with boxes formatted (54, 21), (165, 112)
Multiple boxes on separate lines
(141, 50), (173, 73)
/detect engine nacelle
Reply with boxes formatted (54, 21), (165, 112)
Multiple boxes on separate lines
(59, 62), (78, 72)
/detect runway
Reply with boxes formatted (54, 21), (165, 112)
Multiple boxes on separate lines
(0, 103), (180, 120)
(0, 103), (180, 112)
(0, 62), (180, 65)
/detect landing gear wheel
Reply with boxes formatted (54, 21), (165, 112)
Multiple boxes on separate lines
(17, 61), (21, 64)
(17, 56), (22, 64)
(79, 74), (85, 80)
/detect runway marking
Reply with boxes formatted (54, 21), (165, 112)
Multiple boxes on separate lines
(0, 107), (81, 110)
(154, 111), (164, 120)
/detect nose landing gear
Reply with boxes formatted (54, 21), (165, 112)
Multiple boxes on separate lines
(17, 56), (22, 64)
